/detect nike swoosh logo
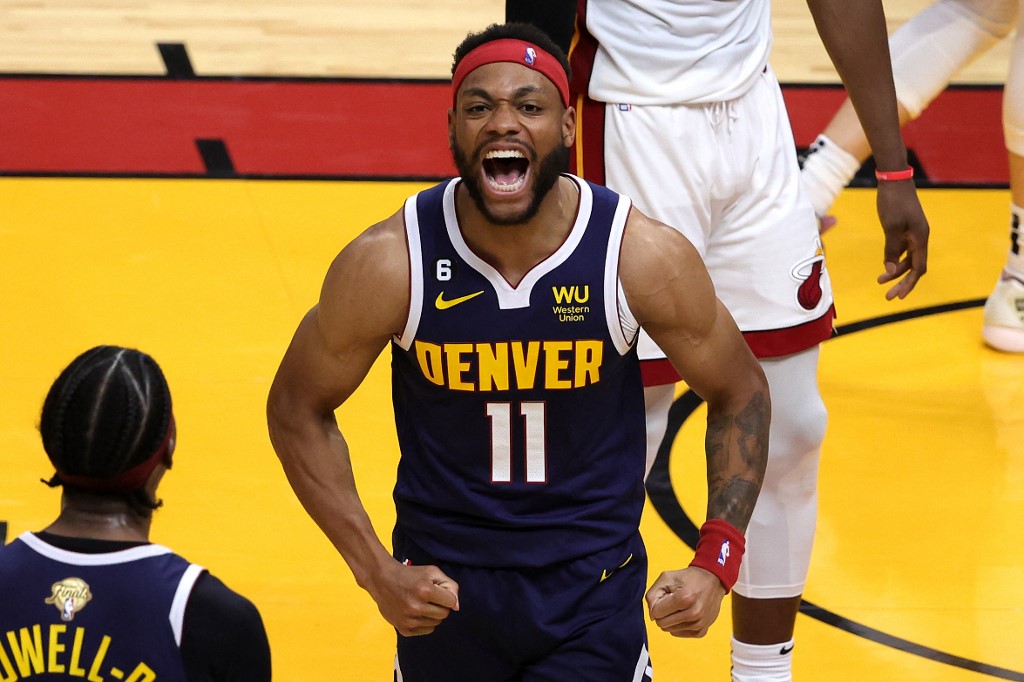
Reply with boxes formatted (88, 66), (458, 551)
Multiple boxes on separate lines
(599, 553), (633, 583)
(435, 290), (484, 310)
(779, 644), (794, 655)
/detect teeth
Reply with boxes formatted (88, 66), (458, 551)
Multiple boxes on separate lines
(485, 149), (525, 159)
(487, 175), (527, 192)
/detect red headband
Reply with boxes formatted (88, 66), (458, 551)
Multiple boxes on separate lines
(55, 414), (176, 494)
(452, 39), (570, 107)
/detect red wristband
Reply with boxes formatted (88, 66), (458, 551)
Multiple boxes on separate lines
(688, 519), (746, 593)
(874, 167), (914, 182)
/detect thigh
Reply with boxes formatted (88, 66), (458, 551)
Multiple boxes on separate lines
(701, 68), (834, 336)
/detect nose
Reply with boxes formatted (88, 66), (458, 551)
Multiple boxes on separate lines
(486, 101), (521, 135)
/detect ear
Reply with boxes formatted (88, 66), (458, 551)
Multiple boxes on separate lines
(562, 105), (576, 148)
(163, 420), (177, 470)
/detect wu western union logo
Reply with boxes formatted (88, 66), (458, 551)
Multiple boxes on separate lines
(552, 285), (590, 322)
(415, 339), (604, 390)
(552, 285), (589, 304)
(435, 290), (484, 310)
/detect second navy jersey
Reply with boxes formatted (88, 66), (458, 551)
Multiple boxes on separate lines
(0, 532), (202, 681)
(391, 175), (648, 568)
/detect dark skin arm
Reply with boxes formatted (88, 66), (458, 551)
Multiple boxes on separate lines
(620, 209), (771, 638)
(505, 0), (576, 54)
(806, 0), (930, 299)
(266, 213), (459, 637)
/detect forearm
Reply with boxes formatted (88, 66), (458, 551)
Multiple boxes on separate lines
(703, 388), (770, 532)
(505, 0), (576, 54)
(267, 408), (393, 590)
(806, 0), (909, 170)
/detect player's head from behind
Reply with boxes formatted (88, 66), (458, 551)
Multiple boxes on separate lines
(449, 22), (574, 226)
(39, 345), (176, 517)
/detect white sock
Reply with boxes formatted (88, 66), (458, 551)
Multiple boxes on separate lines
(731, 637), (795, 682)
(799, 134), (861, 218)
(1006, 204), (1024, 278)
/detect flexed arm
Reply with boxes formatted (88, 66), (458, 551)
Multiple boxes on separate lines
(619, 208), (770, 638)
(266, 213), (459, 636)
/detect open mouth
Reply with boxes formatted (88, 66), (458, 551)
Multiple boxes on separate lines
(483, 149), (530, 193)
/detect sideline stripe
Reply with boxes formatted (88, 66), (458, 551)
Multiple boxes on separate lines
(646, 298), (1024, 680)
(0, 77), (1006, 183)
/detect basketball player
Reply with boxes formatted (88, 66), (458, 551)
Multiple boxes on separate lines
(800, 0), (1024, 353)
(505, 1), (931, 680)
(0, 346), (271, 681)
(267, 22), (771, 680)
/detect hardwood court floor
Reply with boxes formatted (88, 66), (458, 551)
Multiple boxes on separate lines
(0, 0), (1014, 82)
(1, 0), (1021, 679)
(1, 178), (1021, 680)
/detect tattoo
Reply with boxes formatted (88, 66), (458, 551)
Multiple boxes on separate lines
(705, 391), (770, 530)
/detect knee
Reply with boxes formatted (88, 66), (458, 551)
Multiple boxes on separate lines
(762, 398), (827, 498)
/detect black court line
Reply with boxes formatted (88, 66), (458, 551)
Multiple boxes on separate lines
(157, 42), (196, 79)
(646, 298), (1024, 680)
(195, 138), (236, 176)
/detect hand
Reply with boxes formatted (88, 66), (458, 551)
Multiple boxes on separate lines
(875, 181), (930, 300)
(366, 560), (460, 637)
(645, 566), (726, 638)
(817, 214), (838, 235)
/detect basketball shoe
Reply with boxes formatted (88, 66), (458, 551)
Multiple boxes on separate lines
(982, 271), (1024, 353)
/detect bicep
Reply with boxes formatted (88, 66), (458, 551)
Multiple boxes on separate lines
(621, 215), (758, 402)
(269, 222), (409, 423)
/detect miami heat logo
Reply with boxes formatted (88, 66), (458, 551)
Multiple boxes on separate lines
(45, 577), (92, 621)
(791, 247), (827, 311)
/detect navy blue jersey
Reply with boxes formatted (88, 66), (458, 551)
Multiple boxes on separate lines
(391, 175), (648, 567)
(0, 532), (201, 681)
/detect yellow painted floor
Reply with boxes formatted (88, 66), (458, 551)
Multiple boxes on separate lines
(1, 179), (1021, 680)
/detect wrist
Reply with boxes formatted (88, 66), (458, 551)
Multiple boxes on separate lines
(688, 519), (746, 593)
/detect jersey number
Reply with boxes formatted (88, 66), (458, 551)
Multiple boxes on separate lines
(486, 402), (546, 483)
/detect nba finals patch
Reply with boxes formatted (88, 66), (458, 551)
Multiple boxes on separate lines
(45, 577), (93, 621)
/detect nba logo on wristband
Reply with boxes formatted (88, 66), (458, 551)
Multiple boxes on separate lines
(718, 541), (730, 566)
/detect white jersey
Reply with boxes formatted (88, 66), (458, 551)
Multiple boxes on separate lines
(583, 0), (773, 104)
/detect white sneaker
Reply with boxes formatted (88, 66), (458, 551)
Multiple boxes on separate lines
(983, 272), (1024, 353)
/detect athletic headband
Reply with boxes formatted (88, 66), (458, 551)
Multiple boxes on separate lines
(54, 414), (176, 494)
(452, 39), (570, 107)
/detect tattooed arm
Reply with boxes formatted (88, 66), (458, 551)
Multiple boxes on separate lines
(620, 206), (770, 638)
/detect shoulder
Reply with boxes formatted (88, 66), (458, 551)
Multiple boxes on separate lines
(619, 207), (705, 285)
(182, 572), (271, 681)
(186, 572), (265, 628)
(618, 206), (717, 330)
(318, 206), (411, 339)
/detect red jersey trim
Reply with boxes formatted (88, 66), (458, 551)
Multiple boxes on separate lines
(640, 305), (837, 386)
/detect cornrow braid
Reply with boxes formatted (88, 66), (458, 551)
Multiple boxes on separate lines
(39, 346), (174, 514)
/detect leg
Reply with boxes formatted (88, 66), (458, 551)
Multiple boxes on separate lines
(730, 348), (828, 682)
(984, 8), (1024, 352)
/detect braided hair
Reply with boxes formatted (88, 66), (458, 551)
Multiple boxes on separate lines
(39, 346), (175, 515)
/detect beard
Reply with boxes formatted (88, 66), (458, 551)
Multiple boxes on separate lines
(451, 139), (570, 226)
